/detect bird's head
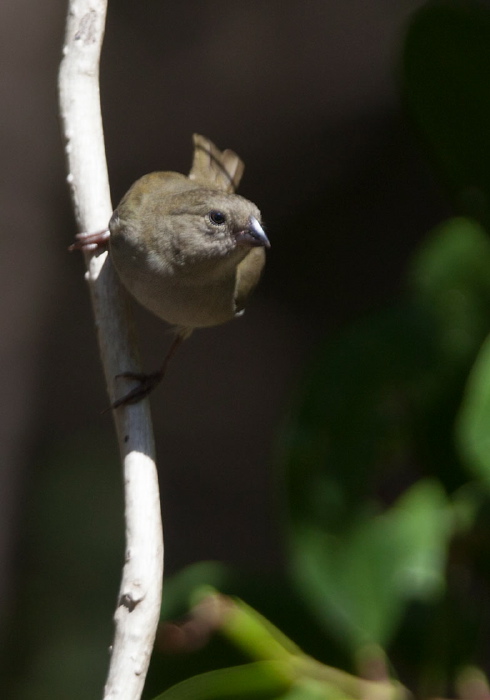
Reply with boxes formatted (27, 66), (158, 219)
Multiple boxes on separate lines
(163, 189), (270, 273)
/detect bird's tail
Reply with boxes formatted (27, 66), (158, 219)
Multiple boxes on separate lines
(189, 134), (245, 193)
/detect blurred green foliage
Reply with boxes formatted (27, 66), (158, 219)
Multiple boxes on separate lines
(152, 588), (406, 700)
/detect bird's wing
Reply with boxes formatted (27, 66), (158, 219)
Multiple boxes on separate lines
(234, 247), (266, 314)
(189, 134), (245, 193)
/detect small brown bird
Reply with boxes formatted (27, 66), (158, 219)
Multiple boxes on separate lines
(71, 134), (270, 407)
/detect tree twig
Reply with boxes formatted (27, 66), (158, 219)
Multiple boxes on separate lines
(58, 1), (163, 698)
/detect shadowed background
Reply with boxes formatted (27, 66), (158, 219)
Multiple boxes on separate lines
(0, 1), (451, 697)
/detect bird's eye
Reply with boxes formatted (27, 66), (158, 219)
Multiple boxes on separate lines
(208, 210), (227, 225)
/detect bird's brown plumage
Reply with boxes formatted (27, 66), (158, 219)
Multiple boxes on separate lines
(109, 134), (269, 333)
(70, 135), (269, 406)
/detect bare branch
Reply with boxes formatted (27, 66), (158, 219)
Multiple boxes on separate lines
(58, 2), (163, 698)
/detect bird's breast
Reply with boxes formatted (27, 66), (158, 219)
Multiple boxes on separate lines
(111, 241), (239, 328)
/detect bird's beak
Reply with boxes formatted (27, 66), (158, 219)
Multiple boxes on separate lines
(235, 216), (271, 249)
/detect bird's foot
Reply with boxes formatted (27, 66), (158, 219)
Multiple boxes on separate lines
(109, 370), (165, 409)
(68, 229), (110, 252)
(104, 334), (186, 412)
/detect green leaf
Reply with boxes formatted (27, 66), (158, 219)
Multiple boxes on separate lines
(408, 217), (490, 366)
(290, 480), (453, 650)
(150, 661), (293, 700)
(457, 332), (490, 484)
(217, 593), (303, 662)
(281, 679), (352, 700)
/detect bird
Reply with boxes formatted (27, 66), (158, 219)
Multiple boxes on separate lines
(70, 134), (270, 408)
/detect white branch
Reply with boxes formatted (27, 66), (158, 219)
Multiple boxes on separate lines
(58, 2), (163, 699)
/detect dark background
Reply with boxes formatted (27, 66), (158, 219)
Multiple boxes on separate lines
(0, 1), (450, 696)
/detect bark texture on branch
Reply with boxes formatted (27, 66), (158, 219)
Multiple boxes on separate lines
(58, 2), (164, 698)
